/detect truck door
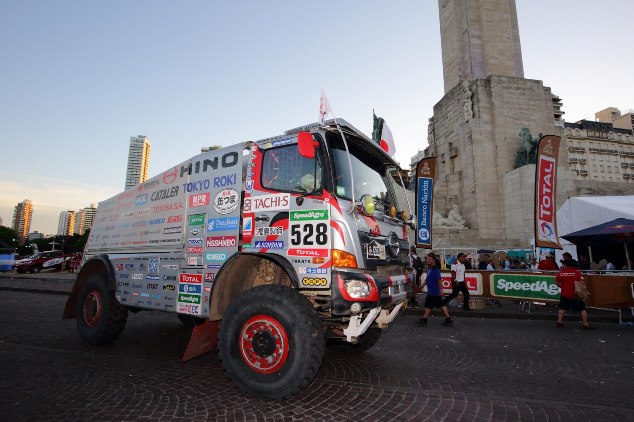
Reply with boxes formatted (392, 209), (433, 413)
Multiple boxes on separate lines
(243, 135), (332, 288)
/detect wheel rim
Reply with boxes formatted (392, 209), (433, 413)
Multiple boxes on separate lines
(239, 315), (289, 374)
(83, 289), (103, 327)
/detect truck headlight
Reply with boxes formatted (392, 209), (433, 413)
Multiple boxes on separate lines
(345, 280), (370, 298)
(361, 195), (375, 216)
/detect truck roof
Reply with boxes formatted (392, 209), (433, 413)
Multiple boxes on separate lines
(255, 118), (399, 167)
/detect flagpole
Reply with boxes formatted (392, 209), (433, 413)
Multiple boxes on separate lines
(320, 91), (357, 214)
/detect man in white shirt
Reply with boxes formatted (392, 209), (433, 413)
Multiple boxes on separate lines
(442, 253), (471, 311)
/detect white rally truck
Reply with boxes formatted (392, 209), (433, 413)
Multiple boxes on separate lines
(64, 118), (416, 399)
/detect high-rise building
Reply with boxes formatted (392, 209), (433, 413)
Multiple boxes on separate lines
(74, 204), (97, 235)
(125, 135), (151, 190)
(12, 199), (33, 242)
(57, 211), (76, 236)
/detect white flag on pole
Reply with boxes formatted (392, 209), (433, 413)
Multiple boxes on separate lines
(380, 122), (396, 157)
(318, 89), (333, 125)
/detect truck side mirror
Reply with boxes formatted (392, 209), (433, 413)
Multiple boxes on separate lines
(297, 132), (319, 159)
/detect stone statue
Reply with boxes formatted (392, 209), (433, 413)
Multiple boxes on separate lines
(447, 204), (466, 228)
(514, 128), (539, 168)
(433, 204), (467, 228)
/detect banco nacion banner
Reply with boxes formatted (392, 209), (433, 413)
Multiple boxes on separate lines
(534, 135), (562, 249)
(415, 157), (436, 249)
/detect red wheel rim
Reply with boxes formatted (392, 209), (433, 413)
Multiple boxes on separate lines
(83, 290), (103, 327)
(239, 315), (289, 374)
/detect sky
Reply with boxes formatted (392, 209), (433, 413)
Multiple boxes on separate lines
(1, 1), (632, 235)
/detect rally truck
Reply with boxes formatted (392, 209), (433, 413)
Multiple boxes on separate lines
(63, 118), (416, 400)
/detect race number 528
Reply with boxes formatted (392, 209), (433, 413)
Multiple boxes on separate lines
(290, 223), (328, 246)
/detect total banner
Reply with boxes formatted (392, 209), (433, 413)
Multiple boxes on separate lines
(415, 157), (436, 249)
(534, 135), (562, 249)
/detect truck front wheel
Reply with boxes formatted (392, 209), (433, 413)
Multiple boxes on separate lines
(218, 285), (325, 400)
(75, 275), (128, 345)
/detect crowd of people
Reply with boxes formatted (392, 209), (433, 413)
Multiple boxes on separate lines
(407, 247), (595, 329)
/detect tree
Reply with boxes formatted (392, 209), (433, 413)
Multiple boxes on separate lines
(76, 229), (90, 253)
(0, 226), (19, 251)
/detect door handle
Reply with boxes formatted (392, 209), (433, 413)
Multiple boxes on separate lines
(255, 215), (270, 222)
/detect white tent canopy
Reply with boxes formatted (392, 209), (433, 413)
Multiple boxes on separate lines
(558, 195), (634, 236)
(557, 195), (634, 266)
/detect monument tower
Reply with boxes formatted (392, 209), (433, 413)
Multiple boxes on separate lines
(428, 0), (563, 249)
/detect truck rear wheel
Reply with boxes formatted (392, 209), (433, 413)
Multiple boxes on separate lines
(218, 285), (325, 400)
(75, 274), (128, 345)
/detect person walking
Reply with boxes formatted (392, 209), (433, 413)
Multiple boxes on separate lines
(442, 252), (471, 310)
(416, 254), (453, 327)
(555, 259), (593, 329)
(408, 246), (424, 307)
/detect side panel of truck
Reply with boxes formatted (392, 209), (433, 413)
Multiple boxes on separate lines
(87, 143), (244, 318)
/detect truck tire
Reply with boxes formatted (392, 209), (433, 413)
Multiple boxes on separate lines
(218, 285), (325, 400)
(351, 328), (382, 352)
(75, 274), (128, 345)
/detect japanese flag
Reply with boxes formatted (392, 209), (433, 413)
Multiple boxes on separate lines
(318, 89), (332, 125)
(380, 122), (396, 157)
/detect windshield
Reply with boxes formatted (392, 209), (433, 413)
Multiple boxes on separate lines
(327, 132), (395, 205)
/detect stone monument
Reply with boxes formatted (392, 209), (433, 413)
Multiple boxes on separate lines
(427, 0), (563, 249)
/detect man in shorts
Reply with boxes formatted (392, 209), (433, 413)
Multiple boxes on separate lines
(555, 259), (592, 329)
(416, 254), (453, 327)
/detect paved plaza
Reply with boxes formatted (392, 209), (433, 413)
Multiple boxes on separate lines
(0, 277), (633, 421)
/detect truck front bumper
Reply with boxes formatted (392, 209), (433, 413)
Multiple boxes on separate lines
(331, 269), (415, 342)
(331, 269), (415, 316)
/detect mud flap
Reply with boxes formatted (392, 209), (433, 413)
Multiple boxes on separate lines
(182, 320), (220, 362)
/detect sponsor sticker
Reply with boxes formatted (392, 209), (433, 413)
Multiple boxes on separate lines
(187, 256), (199, 265)
(290, 209), (328, 221)
(188, 238), (203, 245)
(164, 226), (182, 235)
(214, 188), (240, 215)
(179, 273), (202, 284)
(178, 293), (202, 304)
(189, 193), (210, 208)
(177, 303), (200, 315)
(205, 252), (227, 262)
(206, 236), (237, 248)
(243, 193), (290, 212)
(135, 194), (148, 206)
(288, 248), (329, 257)
(301, 277), (328, 287)
(256, 226), (283, 236)
(254, 240), (284, 249)
(189, 214), (205, 226)
(204, 272), (215, 282)
(207, 217), (240, 232)
(179, 284), (202, 294)
(186, 247), (203, 254)
(162, 167), (179, 184)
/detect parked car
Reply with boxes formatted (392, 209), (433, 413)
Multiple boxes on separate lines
(15, 250), (65, 273)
